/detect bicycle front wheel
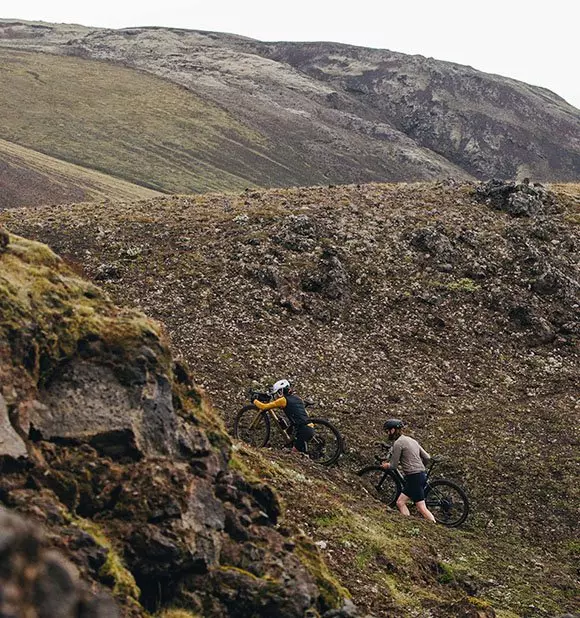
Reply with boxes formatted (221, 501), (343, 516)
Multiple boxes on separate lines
(425, 479), (469, 527)
(233, 405), (271, 448)
(305, 418), (343, 466)
(357, 466), (402, 507)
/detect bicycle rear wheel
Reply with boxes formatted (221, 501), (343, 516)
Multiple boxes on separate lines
(357, 466), (402, 507)
(305, 418), (343, 466)
(233, 405), (271, 448)
(425, 479), (469, 527)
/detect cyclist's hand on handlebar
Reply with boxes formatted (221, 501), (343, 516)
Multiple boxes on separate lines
(381, 461), (390, 469)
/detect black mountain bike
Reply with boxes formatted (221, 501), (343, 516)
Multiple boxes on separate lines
(357, 442), (469, 527)
(233, 389), (344, 466)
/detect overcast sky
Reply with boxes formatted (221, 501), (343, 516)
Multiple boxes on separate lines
(6, 0), (580, 109)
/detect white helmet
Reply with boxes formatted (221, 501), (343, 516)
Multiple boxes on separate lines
(271, 379), (290, 395)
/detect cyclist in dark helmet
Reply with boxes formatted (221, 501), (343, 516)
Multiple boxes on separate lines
(381, 419), (436, 523)
(252, 379), (314, 454)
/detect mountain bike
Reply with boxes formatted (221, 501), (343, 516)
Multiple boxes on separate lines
(233, 389), (343, 466)
(357, 442), (469, 526)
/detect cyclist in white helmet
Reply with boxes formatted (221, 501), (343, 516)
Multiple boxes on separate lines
(252, 379), (314, 453)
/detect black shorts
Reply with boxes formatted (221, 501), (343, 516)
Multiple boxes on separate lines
(402, 472), (427, 502)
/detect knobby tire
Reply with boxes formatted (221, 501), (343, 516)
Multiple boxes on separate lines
(233, 404), (271, 448)
(425, 478), (469, 527)
(306, 418), (343, 466)
(357, 466), (402, 507)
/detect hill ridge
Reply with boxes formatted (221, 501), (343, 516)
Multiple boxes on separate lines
(1, 19), (578, 210)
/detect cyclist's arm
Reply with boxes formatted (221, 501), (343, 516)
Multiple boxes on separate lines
(419, 445), (431, 465)
(388, 442), (402, 470)
(253, 396), (287, 411)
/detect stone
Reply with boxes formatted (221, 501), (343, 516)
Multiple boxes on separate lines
(0, 394), (27, 459)
(0, 507), (118, 617)
(32, 361), (181, 459)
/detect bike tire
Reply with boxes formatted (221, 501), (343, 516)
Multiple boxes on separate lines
(305, 418), (343, 466)
(425, 478), (469, 527)
(233, 405), (271, 448)
(357, 466), (402, 507)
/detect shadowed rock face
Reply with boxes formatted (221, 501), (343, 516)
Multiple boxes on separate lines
(0, 233), (350, 617)
(0, 508), (119, 618)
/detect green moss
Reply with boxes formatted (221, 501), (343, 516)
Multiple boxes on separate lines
(295, 536), (350, 612)
(0, 233), (172, 385)
(429, 277), (481, 293)
(567, 540), (580, 557)
(564, 212), (580, 225)
(155, 610), (201, 618)
(446, 277), (480, 292)
(495, 610), (522, 618)
(380, 573), (421, 610)
(467, 596), (492, 609)
(437, 562), (456, 585)
(217, 565), (277, 583)
(73, 518), (140, 601)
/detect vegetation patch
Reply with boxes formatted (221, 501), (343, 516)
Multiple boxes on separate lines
(73, 517), (140, 601)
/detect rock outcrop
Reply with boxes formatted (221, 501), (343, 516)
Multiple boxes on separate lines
(0, 233), (350, 616)
(0, 507), (118, 617)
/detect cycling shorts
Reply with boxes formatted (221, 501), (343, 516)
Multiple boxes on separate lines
(402, 471), (427, 502)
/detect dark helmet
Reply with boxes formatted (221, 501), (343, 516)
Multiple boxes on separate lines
(383, 418), (405, 431)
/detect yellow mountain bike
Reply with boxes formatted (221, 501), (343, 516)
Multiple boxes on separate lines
(233, 389), (343, 466)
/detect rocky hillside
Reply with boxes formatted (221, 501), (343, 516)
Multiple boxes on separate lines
(0, 19), (579, 209)
(2, 180), (578, 617)
(0, 230), (352, 617)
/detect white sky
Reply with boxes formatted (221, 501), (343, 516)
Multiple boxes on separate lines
(5, 0), (580, 109)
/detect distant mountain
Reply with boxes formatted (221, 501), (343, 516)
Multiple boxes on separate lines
(0, 19), (579, 208)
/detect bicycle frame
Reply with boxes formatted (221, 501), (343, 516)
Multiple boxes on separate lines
(250, 407), (294, 442)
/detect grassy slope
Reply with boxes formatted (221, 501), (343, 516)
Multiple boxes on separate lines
(0, 137), (161, 208)
(0, 48), (267, 194)
(235, 444), (577, 618)
(1, 181), (578, 617)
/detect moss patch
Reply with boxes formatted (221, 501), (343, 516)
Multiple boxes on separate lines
(73, 517), (140, 601)
(295, 536), (350, 612)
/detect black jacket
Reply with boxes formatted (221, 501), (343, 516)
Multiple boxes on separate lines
(283, 394), (309, 426)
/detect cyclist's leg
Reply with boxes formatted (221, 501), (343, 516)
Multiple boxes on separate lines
(295, 424), (315, 453)
(396, 492), (411, 516)
(400, 472), (435, 521)
(415, 500), (436, 523)
(414, 473), (436, 522)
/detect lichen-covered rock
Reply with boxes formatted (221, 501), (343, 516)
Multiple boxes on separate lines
(475, 178), (556, 217)
(0, 233), (349, 617)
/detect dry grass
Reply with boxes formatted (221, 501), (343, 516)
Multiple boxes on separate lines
(0, 48), (265, 194)
(0, 138), (160, 208)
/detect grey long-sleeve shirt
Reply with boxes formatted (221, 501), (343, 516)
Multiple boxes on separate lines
(390, 435), (431, 475)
